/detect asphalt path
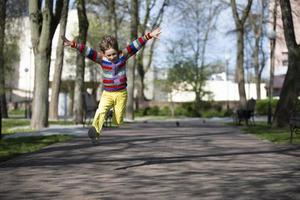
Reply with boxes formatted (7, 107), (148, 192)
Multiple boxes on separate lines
(1, 119), (299, 200)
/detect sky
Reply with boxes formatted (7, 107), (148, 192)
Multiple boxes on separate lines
(154, 0), (271, 80)
(67, 0), (271, 80)
(155, 2), (237, 71)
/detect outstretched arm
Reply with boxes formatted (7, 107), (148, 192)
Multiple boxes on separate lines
(62, 35), (102, 64)
(122, 27), (162, 60)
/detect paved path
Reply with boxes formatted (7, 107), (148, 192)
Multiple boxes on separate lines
(0, 119), (300, 200)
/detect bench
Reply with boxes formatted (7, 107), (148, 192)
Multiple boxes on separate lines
(104, 109), (113, 128)
(289, 115), (300, 144)
(82, 91), (113, 127)
(234, 98), (256, 126)
(289, 100), (300, 144)
(83, 92), (98, 127)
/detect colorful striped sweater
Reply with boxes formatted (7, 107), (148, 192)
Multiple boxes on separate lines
(71, 35), (151, 92)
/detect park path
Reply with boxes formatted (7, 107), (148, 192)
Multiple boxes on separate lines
(0, 119), (299, 200)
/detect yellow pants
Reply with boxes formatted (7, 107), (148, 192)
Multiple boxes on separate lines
(92, 89), (127, 134)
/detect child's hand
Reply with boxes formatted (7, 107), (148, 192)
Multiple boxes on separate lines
(61, 35), (72, 47)
(150, 27), (162, 39)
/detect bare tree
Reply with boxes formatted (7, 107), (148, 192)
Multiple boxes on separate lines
(273, 0), (300, 127)
(136, 0), (168, 104)
(246, 0), (268, 100)
(28, 0), (63, 129)
(49, 0), (70, 120)
(0, 0), (7, 138)
(230, 0), (253, 108)
(73, 0), (89, 124)
(169, 0), (223, 114)
(126, 0), (139, 120)
(108, 0), (118, 40)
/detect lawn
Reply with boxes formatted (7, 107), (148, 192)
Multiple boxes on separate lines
(2, 118), (75, 135)
(0, 135), (74, 162)
(241, 122), (300, 144)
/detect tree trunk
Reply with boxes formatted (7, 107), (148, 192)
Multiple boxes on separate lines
(73, 0), (88, 124)
(31, 51), (51, 128)
(230, 0), (252, 108)
(274, 50), (300, 127)
(108, 0), (118, 41)
(29, 0), (63, 129)
(236, 29), (247, 107)
(0, 0), (7, 138)
(49, 0), (69, 120)
(126, 0), (138, 120)
(254, 33), (261, 100)
(273, 0), (300, 127)
(0, 0), (7, 119)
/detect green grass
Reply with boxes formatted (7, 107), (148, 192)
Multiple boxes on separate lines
(49, 120), (74, 125)
(8, 108), (26, 116)
(2, 119), (32, 135)
(0, 135), (74, 162)
(234, 122), (300, 144)
(2, 118), (75, 135)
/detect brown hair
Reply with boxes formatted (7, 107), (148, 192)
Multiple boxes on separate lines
(99, 35), (119, 53)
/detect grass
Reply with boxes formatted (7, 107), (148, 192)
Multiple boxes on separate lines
(2, 119), (32, 135)
(233, 122), (300, 144)
(8, 108), (26, 116)
(2, 118), (75, 135)
(0, 135), (74, 162)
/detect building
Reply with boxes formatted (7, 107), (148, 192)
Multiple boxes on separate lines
(10, 10), (104, 116)
(270, 0), (300, 96)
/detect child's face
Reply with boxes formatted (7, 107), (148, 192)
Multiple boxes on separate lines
(104, 48), (119, 63)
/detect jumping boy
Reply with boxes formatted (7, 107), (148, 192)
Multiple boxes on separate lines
(62, 28), (161, 144)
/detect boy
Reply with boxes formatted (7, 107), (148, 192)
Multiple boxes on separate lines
(62, 28), (161, 144)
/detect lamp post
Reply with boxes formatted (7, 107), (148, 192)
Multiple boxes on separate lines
(225, 54), (230, 111)
(267, 29), (276, 125)
(24, 67), (29, 118)
(267, 0), (278, 125)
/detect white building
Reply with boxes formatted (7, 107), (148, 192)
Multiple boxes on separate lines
(169, 78), (267, 103)
(13, 10), (103, 116)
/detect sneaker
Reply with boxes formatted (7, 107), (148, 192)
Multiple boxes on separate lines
(88, 127), (99, 145)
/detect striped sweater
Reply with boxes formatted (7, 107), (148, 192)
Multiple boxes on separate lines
(71, 35), (151, 91)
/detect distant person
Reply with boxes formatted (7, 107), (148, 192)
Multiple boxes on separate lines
(62, 28), (161, 144)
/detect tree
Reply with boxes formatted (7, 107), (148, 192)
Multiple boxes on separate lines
(126, 0), (139, 120)
(0, 0), (7, 138)
(73, 0), (89, 124)
(167, 59), (222, 116)
(49, 0), (70, 120)
(29, 0), (63, 129)
(168, 0), (223, 114)
(273, 0), (300, 127)
(3, 0), (27, 119)
(246, 0), (268, 100)
(136, 0), (168, 103)
(230, 0), (253, 108)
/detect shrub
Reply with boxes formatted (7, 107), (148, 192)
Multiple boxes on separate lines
(255, 99), (278, 115)
(159, 106), (170, 116)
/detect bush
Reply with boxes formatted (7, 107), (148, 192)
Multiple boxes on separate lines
(255, 99), (278, 115)
(148, 106), (160, 116)
(135, 101), (235, 118)
(202, 110), (225, 118)
(135, 106), (169, 116)
(160, 106), (170, 116)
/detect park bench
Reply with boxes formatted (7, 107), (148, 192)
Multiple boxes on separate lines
(83, 91), (98, 127)
(234, 98), (256, 126)
(104, 109), (113, 128)
(82, 91), (113, 128)
(289, 103), (300, 143)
